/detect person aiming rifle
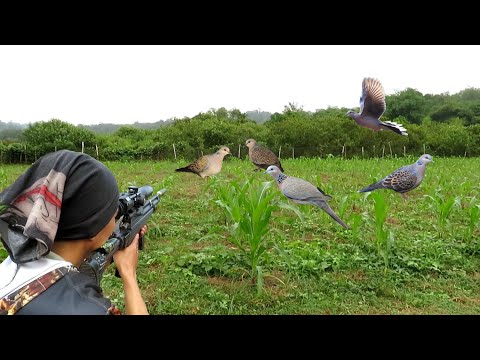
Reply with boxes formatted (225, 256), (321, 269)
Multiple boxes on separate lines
(80, 185), (167, 286)
(0, 150), (165, 315)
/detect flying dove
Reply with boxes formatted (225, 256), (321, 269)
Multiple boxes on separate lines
(265, 165), (350, 229)
(346, 77), (408, 136)
(175, 146), (231, 178)
(245, 138), (284, 172)
(358, 154), (433, 198)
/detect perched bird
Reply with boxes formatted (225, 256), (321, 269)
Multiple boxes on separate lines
(265, 165), (350, 229)
(175, 146), (231, 178)
(346, 77), (408, 136)
(245, 138), (284, 172)
(358, 154), (433, 198)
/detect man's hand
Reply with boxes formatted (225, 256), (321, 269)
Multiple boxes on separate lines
(113, 225), (148, 280)
(112, 225), (149, 315)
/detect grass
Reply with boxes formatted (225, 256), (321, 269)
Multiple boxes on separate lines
(1, 155), (480, 314)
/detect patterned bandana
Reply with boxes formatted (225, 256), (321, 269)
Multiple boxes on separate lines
(0, 150), (119, 264)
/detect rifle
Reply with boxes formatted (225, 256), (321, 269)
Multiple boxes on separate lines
(79, 185), (167, 286)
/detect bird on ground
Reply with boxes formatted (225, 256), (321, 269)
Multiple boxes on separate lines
(245, 138), (284, 172)
(265, 165), (350, 229)
(175, 146), (231, 178)
(346, 77), (408, 136)
(358, 154), (433, 199)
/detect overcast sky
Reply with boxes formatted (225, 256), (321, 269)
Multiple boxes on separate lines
(1, 45), (479, 125)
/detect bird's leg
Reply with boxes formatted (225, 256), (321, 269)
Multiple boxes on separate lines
(400, 193), (408, 201)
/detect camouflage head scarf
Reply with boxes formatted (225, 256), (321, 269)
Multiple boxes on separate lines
(0, 150), (119, 264)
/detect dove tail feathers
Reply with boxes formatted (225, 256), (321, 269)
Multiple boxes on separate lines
(175, 166), (199, 176)
(358, 181), (383, 193)
(380, 121), (408, 136)
(316, 201), (350, 229)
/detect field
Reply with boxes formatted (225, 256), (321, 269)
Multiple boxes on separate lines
(1, 156), (480, 314)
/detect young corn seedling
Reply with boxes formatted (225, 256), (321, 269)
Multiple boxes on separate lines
(466, 197), (480, 244)
(349, 213), (363, 245)
(369, 192), (394, 270)
(213, 178), (301, 296)
(426, 192), (460, 236)
(337, 195), (349, 220)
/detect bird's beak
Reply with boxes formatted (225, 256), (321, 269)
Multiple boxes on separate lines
(345, 111), (349, 115)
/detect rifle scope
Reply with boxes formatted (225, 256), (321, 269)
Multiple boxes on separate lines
(117, 185), (153, 219)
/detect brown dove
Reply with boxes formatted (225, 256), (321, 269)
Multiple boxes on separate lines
(175, 146), (230, 178)
(265, 165), (350, 229)
(245, 138), (284, 172)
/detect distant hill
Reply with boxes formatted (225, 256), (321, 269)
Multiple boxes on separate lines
(0, 121), (27, 130)
(79, 112), (271, 133)
(245, 110), (271, 123)
(0, 121), (27, 141)
(77, 123), (121, 134)
(1, 111), (271, 138)
(78, 119), (175, 134)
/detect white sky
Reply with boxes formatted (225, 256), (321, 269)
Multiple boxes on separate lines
(0, 45), (479, 125)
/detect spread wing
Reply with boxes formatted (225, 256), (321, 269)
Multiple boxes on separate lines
(360, 77), (386, 119)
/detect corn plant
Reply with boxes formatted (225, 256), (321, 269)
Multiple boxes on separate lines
(212, 177), (302, 296)
(337, 195), (349, 220)
(466, 197), (480, 241)
(369, 192), (394, 269)
(426, 193), (460, 235)
(349, 213), (362, 244)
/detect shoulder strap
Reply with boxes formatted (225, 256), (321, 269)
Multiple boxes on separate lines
(0, 266), (72, 315)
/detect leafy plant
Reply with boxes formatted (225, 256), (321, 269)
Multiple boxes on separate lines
(212, 177), (302, 295)
(369, 192), (394, 269)
(426, 192), (460, 235)
(466, 197), (480, 240)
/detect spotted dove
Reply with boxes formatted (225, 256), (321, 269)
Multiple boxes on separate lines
(358, 154), (433, 198)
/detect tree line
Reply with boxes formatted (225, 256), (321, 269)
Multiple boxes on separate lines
(2, 87), (480, 163)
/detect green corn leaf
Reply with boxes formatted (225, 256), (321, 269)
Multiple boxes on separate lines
(256, 265), (264, 297)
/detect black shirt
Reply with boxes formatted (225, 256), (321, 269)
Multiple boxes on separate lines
(16, 271), (116, 315)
